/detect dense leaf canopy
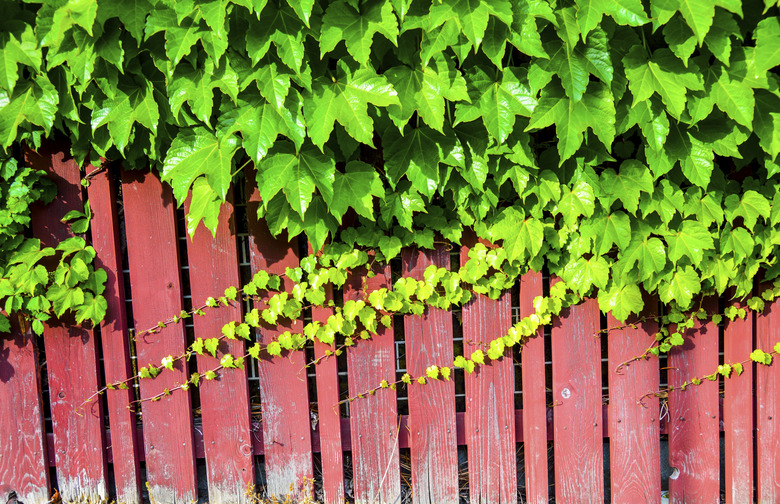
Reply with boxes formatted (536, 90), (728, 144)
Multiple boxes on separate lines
(1, 0), (780, 322)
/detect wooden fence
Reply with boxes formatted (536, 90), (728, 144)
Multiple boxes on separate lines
(1, 144), (778, 504)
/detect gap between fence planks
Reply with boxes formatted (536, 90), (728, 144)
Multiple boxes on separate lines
(122, 168), (198, 503)
(185, 190), (255, 504)
(28, 144), (109, 502)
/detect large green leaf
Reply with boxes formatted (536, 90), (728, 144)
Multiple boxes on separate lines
(161, 128), (238, 204)
(330, 161), (385, 222)
(455, 66), (535, 143)
(488, 205), (544, 262)
(0, 76), (58, 150)
(754, 16), (780, 75)
(428, 0), (513, 49)
(666, 219), (715, 265)
(598, 281), (644, 322)
(320, 0), (398, 65)
(91, 80), (159, 154)
(623, 47), (703, 119)
(562, 255), (610, 296)
(304, 60), (399, 147)
(0, 24), (41, 92)
(575, 0), (648, 41)
(526, 81), (615, 162)
(256, 142), (336, 218)
(386, 53), (468, 132)
(383, 126), (452, 198)
(658, 265), (700, 309)
(167, 58), (238, 124)
(599, 160), (653, 214)
(246, 1), (308, 73)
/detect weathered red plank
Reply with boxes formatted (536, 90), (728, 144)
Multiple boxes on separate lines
(551, 293), (603, 503)
(345, 262), (400, 504)
(245, 180), (313, 499)
(460, 243), (516, 504)
(0, 317), (50, 503)
(756, 289), (780, 502)
(402, 245), (458, 504)
(121, 168), (197, 503)
(723, 297), (753, 504)
(28, 145), (108, 501)
(668, 297), (719, 504)
(185, 191), (254, 503)
(519, 271), (548, 504)
(310, 246), (344, 504)
(607, 304), (660, 502)
(87, 167), (143, 504)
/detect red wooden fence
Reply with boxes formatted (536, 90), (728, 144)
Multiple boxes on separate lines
(0, 147), (772, 504)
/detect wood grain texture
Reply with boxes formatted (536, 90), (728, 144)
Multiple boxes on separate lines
(460, 244), (516, 504)
(245, 180), (313, 499)
(668, 297), (719, 504)
(756, 290), (780, 502)
(28, 144), (108, 502)
(723, 298), (753, 504)
(87, 167), (143, 504)
(0, 317), (50, 504)
(607, 305), (660, 503)
(345, 263), (400, 504)
(519, 271), (548, 504)
(311, 264), (344, 504)
(551, 295), (603, 504)
(121, 168), (197, 504)
(185, 191), (254, 504)
(402, 246), (458, 504)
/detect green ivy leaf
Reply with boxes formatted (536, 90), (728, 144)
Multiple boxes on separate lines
(256, 141), (336, 218)
(455, 66), (535, 144)
(658, 266), (701, 308)
(428, 0), (513, 49)
(162, 128), (238, 205)
(330, 161), (385, 222)
(597, 282), (644, 322)
(666, 219), (715, 265)
(526, 81), (615, 162)
(304, 60), (399, 148)
(754, 16), (780, 75)
(623, 47), (704, 120)
(320, 0), (398, 65)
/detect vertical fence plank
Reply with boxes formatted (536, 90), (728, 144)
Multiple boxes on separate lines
(311, 267), (344, 504)
(756, 289), (780, 501)
(28, 145), (108, 502)
(607, 304), (660, 502)
(87, 168), (142, 504)
(0, 317), (50, 504)
(668, 297), (719, 504)
(461, 243), (516, 504)
(185, 191), (254, 504)
(121, 168), (197, 503)
(345, 263), (400, 504)
(519, 271), (548, 504)
(724, 298), (753, 504)
(551, 294), (603, 503)
(402, 245), (458, 504)
(245, 181), (313, 499)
